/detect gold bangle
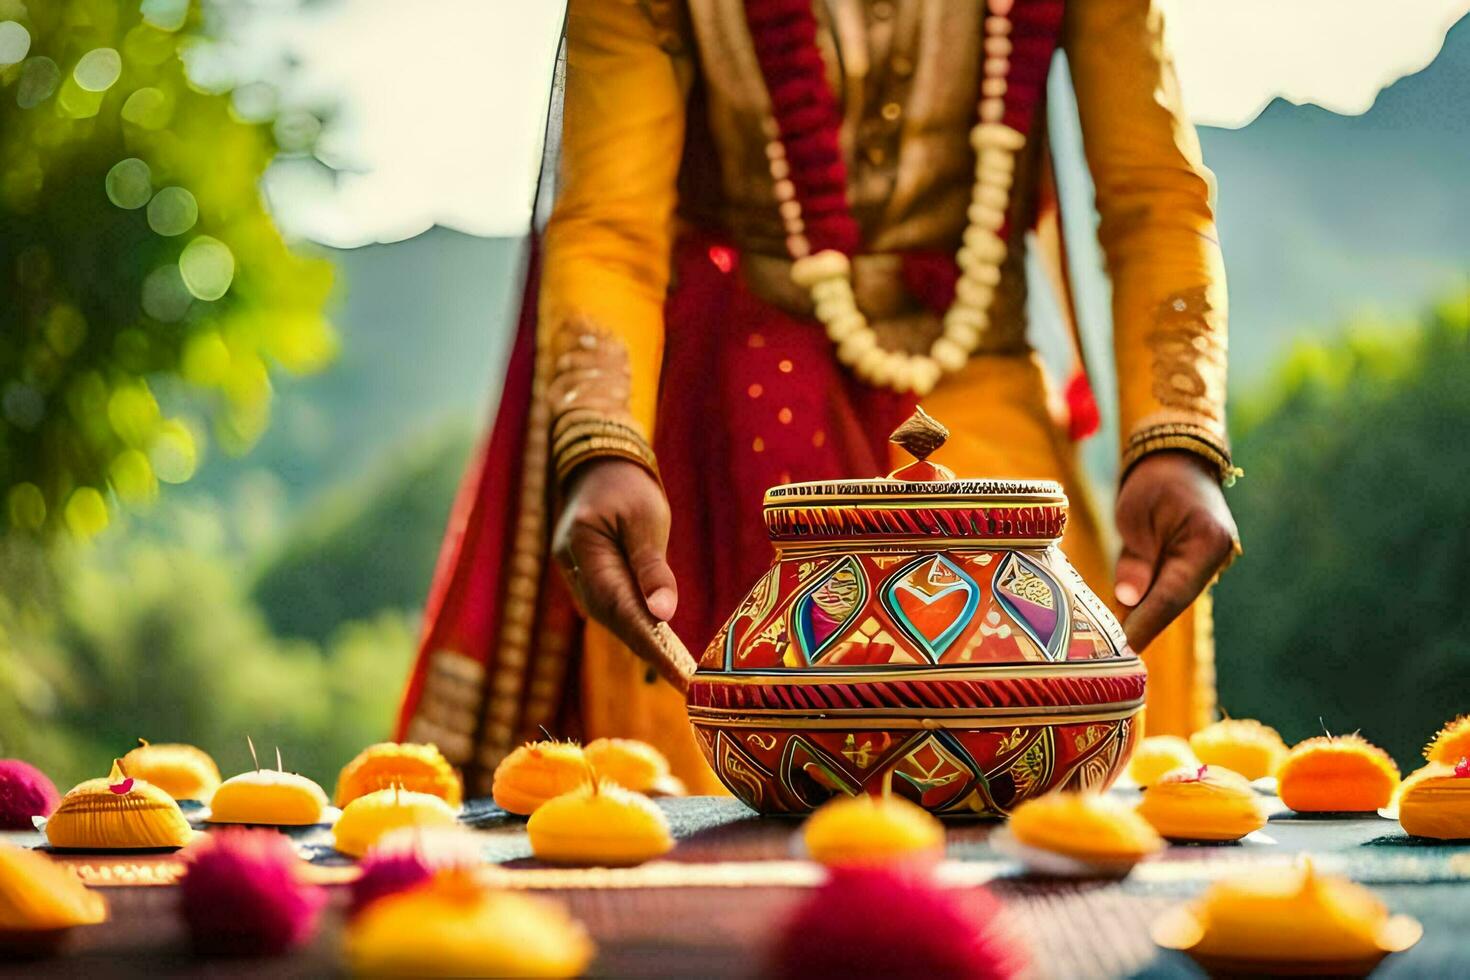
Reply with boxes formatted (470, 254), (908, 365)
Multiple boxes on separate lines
(552, 429), (656, 468)
(551, 407), (632, 436)
(551, 420), (648, 456)
(1121, 424), (1240, 486)
(552, 415), (660, 487)
(555, 443), (661, 485)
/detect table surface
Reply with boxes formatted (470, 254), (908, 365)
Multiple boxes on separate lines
(5, 791), (1470, 979)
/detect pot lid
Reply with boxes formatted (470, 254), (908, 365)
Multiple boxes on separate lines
(763, 408), (1068, 544)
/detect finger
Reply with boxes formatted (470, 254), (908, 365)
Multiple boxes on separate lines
(551, 533), (589, 617)
(577, 537), (695, 691)
(1123, 539), (1228, 650)
(625, 528), (677, 623)
(1114, 549), (1154, 608)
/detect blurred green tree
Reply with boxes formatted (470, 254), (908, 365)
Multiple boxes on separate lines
(0, 0), (334, 539)
(250, 423), (473, 641)
(1216, 290), (1470, 771)
(0, 510), (415, 788)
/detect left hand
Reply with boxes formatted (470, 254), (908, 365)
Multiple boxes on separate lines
(1113, 451), (1239, 651)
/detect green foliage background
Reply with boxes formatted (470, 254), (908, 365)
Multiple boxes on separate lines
(0, 0), (333, 539)
(0, 492), (420, 787)
(0, 0), (387, 790)
(1215, 293), (1470, 770)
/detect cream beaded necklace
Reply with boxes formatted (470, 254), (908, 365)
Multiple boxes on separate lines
(750, 0), (1034, 396)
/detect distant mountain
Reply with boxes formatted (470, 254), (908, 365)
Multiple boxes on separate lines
(1199, 12), (1470, 381)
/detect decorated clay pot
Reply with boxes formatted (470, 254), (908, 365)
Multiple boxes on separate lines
(687, 410), (1144, 816)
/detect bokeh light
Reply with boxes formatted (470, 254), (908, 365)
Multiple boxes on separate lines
(43, 305), (87, 357)
(122, 86), (172, 129)
(107, 382), (162, 449)
(178, 38), (235, 94)
(1, 382), (44, 431)
(272, 109), (321, 154)
(63, 487), (109, 539)
(16, 56), (59, 108)
(140, 264), (194, 322)
(74, 47), (123, 93)
(6, 483), (46, 530)
(0, 21), (29, 67)
(181, 330), (231, 386)
(230, 81), (276, 124)
(109, 448), (159, 505)
(141, 0), (190, 33)
(179, 235), (235, 300)
(149, 420), (199, 484)
(105, 158), (153, 209)
(147, 186), (199, 236)
(123, 23), (178, 67)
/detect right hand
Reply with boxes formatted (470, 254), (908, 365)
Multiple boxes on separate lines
(551, 458), (690, 688)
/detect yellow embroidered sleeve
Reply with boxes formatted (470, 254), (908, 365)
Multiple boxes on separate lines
(1063, 0), (1234, 481)
(540, 0), (691, 479)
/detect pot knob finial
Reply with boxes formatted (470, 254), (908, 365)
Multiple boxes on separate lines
(887, 407), (957, 481)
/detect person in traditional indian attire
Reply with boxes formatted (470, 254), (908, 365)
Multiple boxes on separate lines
(397, 0), (1239, 795)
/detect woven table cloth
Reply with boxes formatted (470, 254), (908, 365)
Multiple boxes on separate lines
(4, 793), (1469, 978)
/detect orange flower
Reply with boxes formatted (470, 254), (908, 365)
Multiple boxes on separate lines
(345, 870), (593, 977)
(335, 743), (462, 808)
(1188, 719), (1287, 781)
(121, 740), (220, 802)
(1152, 859), (1421, 971)
(1396, 759), (1470, 840)
(491, 741), (589, 816)
(527, 779), (673, 866)
(1009, 791), (1162, 864)
(46, 760), (194, 850)
(1278, 734), (1399, 813)
(583, 738), (672, 795)
(1136, 765), (1266, 842)
(0, 842), (109, 931)
(333, 787), (458, 859)
(1127, 735), (1200, 787)
(1423, 715), (1470, 766)
(801, 794), (944, 868)
(210, 769), (328, 827)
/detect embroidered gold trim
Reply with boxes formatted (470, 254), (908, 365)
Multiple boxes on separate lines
(467, 319), (557, 796)
(1147, 286), (1226, 423)
(403, 650), (486, 765)
(545, 321), (660, 487)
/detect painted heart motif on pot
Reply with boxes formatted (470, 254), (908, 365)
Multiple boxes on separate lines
(882, 554), (979, 662)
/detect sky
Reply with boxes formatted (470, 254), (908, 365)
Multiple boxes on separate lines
(239, 0), (1470, 247)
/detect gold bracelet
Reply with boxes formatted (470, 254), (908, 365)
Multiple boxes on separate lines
(551, 424), (656, 466)
(555, 441), (661, 485)
(551, 420), (646, 456)
(1121, 423), (1241, 487)
(552, 415), (660, 487)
